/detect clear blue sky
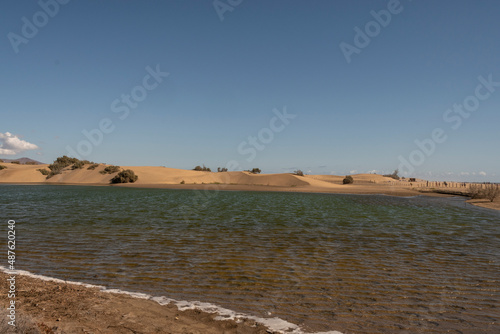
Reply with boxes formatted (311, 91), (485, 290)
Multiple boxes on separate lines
(2, 0), (499, 181)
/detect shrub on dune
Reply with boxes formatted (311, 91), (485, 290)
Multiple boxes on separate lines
(100, 165), (120, 174)
(343, 175), (354, 184)
(71, 161), (85, 169)
(87, 163), (100, 170)
(110, 169), (138, 184)
(0, 165), (7, 170)
(383, 169), (400, 180)
(11, 161), (20, 164)
(46, 156), (81, 178)
(37, 168), (49, 175)
(51, 156), (80, 168)
(46, 163), (65, 179)
(40, 155), (103, 179)
(193, 165), (211, 172)
(293, 170), (304, 176)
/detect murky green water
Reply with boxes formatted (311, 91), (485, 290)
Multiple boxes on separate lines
(1, 185), (499, 333)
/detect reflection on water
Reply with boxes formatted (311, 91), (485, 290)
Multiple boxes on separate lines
(2, 185), (500, 333)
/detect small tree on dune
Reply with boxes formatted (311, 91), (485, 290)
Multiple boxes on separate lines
(100, 165), (120, 174)
(250, 168), (261, 174)
(193, 165), (211, 172)
(37, 168), (49, 175)
(110, 169), (138, 184)
(343, 175), (354, 184)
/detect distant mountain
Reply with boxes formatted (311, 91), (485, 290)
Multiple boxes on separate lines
(0, 157), (45, 165)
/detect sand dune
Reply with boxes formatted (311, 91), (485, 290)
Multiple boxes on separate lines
(1, 163), (498, 210)
(307, 173), (400, 185)
(128, 167), (311, 187)
(0, 163), (313, 187)
(0, 162), (436, 199)
(0, 162), (467, 190)
(0, 163), (47, 183)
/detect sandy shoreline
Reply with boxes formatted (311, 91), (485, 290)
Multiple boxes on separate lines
(0, 271), (283, 334)
(0, 162), (498, 210)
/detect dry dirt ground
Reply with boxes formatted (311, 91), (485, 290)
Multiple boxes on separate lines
(0, 272), (277, 334)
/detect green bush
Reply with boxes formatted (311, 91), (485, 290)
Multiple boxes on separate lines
(46, 170), (61, 179)
(46, 163), (65, 179)
(193, 165), (211, 172)
(51, 156), (80, 168)
(294, 170), (304, 176)
(250, 168), (261, 174)
(383, 169), (400, 180)
(343, 175), (354, 184)
(111, 169), (138, 183)
(100, 165), (120, 174)
(46, 156), (95, 179)
(37, 168), (49, 175)
(87, 163), (100, 170)
(48, 156), (80, 173)
(217, 167), (228, 172)
(0, 165), (7, 170)
(48, 162), (64, 171)
(46, 171), (60, 179)
(25, 161), (37, 165)
(71, 161), (85, 169)
(11, 161), (20, 164)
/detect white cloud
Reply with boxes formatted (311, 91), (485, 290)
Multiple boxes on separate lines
(460, 172), (470, 176)
(479, 171), (487, 176)
(0, 132), (39, 155)
(349, 169), (357, 174)
(367, 169), (377, 174)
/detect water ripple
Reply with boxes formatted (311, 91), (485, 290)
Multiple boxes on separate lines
(1, 185), (499, 333)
